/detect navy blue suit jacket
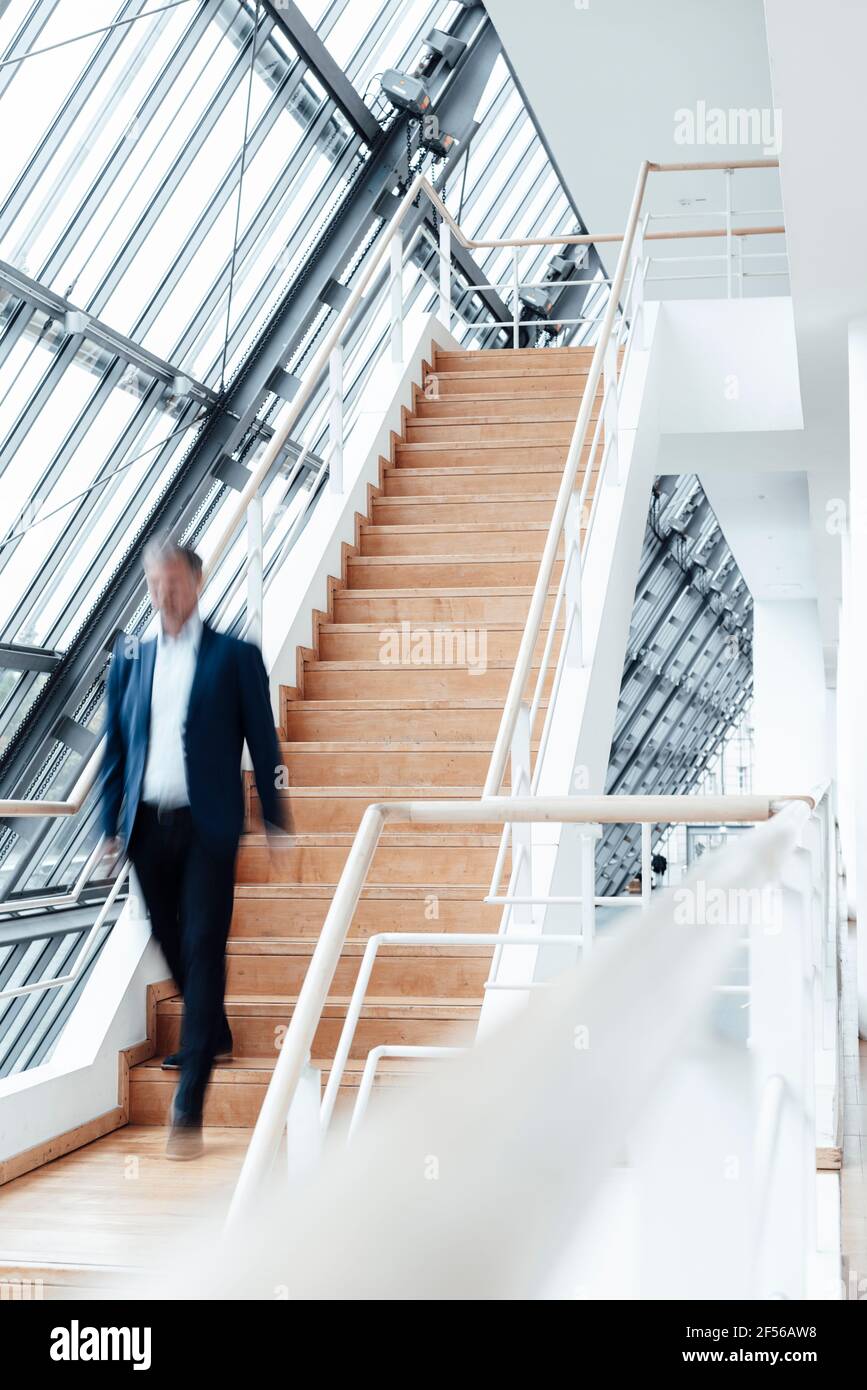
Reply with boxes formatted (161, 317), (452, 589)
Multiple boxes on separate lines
(100, 623), (283, 857)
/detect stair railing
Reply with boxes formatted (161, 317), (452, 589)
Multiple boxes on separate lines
(226, 789), (815, 1220)
(0, 163), (782, 1009)
(0, 161), (780, 867)
(220, 787), (834, 1302)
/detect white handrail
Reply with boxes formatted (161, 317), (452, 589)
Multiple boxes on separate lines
(226, 790), (808, 1224)
(0, 860), (131, 1002)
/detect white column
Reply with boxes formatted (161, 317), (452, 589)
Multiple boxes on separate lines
(848, 316), (867, 1033)
(751, 599), (829, 796)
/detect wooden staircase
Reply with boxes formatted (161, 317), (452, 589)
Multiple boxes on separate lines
(128, 345), (601, 1131)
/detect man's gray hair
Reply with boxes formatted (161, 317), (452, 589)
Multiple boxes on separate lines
(142, 537), (203, 578)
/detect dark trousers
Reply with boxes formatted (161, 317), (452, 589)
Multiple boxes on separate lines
(129, 803), (236, 1122)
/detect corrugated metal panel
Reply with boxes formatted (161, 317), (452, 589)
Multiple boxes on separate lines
(597, 476), (753, 896)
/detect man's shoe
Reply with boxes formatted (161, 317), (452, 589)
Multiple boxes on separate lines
(166, 1107), (204, 1161)
(160, 1044), (233, 1071)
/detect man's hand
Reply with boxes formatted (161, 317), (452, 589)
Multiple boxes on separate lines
(264, 822), (291, 879)
(101, 836), (123, 867)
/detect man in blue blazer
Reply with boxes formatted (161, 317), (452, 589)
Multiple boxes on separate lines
(101, 539), (284, 1159)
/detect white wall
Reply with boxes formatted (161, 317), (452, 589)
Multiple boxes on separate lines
(751, 599), (829, 796)
(847, 317), (867, 1031)
(657, 298), (803, 435)
(0, 899), (165, 1166)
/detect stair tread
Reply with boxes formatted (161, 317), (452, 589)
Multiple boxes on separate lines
(395, 439), (570, 453)
(279, 697), (548, 709)
(303, 657), (546, 670)
(417, 390), (583, 403)
(234, 883), (492, 898)
(360, 521), (551, 535)
(241, 831), (506, 845)
(373, 492), (561, 506)
(329, 586), (558, 597)
(277, 738), (497, 749)
(429, 366), (590, 379)
(436, 346), (591, 358)
(158, 994), (482, 1016)
(264, 784), (487, 796)
(406, 409), (588, 426)
(224, 938), (495, 956)
(347, 547), (561, 558)
(316, 622), (538, 633)
(382, 463), (573, 476)
(133, 1055), (444, 1077)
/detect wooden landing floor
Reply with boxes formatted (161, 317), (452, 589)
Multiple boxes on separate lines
(0, 1125), (251, 1298)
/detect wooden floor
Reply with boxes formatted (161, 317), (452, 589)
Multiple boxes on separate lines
(0, 1125), (251, 1298)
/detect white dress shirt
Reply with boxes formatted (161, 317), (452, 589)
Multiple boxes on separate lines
(141, 611), (202, 810)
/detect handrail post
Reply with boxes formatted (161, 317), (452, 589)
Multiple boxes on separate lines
(328, 344), (343, 493)
(246, 494), (263, 647)
(603, 334), (620, 485)
(390, 229), (403, 363)
(226, 801), (387, 1225)
(630, 214), (647, 350)
(511, 247), (520, 348)
(725, 167), (734, 300)
(511, 702), (533, 925)
(565, 496), (584, 667)
(580, 827), (597, 955)
(641, 821), (653, 907)
(438, 218), (451, 331)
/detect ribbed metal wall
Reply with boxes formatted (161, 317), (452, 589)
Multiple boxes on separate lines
(597, 475), (753, 896)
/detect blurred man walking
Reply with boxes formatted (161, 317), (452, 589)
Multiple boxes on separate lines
(101, 539), (284, 1159)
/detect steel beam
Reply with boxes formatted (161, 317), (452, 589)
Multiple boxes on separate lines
(262, 0), (382, 146)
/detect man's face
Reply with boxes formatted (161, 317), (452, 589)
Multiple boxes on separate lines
(145, 555), (201, 633)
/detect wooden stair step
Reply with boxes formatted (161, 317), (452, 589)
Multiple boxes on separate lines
(426, 368), (592, 394)
(381, 464), (572, 496)
(370, 494), (558, 526)
(343, 554), (564, 590)
(393, 442), (575, 468)
(411, 400), (591, 419)
(236, 834), (506, 886)
(275, 742), (498, 786)
(251, 785), (504, 835)
(358, 521), (564, 558)
(301, 657), (555, 700)
(432, 347), (593, 371)
(412, 393), (584, 418)
(281, 695), (547, 741)
(391, 444), (594, 472)
(330, 587), (557, 623)
(129, 1053), (453, 1127)
(155, 993), (481, 1060)
(231, 883), (501, 938)
(317, 621), (559, 660)
(403, 418), (591, 445)
(225, 937), (495, 957)
(225, 937), (493, 997)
